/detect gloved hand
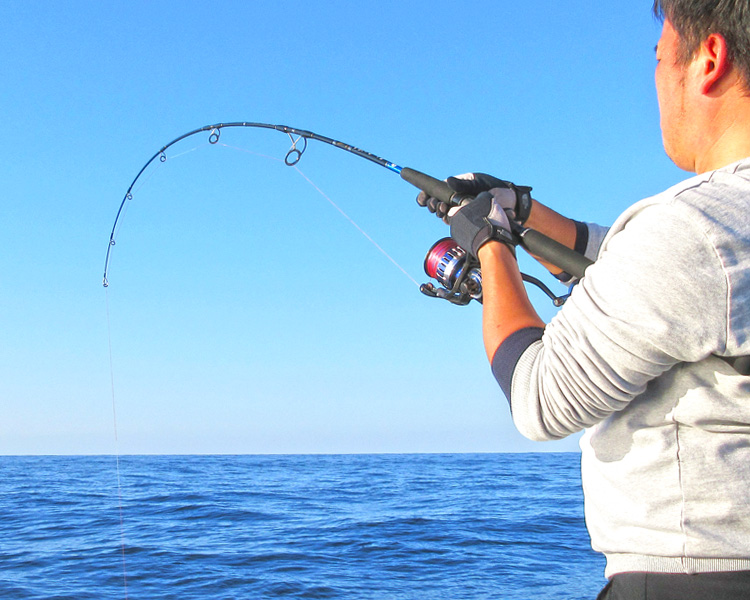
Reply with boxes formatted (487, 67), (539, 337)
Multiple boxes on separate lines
(416, 172), (532, 224)
(449, 189), (516, 259)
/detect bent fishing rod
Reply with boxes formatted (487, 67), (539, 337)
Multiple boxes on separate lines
(103, 121), (593, 304)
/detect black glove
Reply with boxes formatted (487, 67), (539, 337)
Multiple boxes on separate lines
(417, 172), (532, 224)
(449, 191), (516, 259)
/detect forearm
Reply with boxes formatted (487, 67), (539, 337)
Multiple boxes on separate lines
(523, 200), (581, 275)
(477, 241), (546, 362)
(524, 199), (578, 247)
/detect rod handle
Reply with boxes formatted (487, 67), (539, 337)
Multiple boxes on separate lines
(400, 167), (469, 205)
(517, 228), (593, 280)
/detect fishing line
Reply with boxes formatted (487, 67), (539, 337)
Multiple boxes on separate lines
(104, 129), (419, 288)
(108, 145), (206, 248)
(101, 127), (423, 597)
(215, 141), (420, 286)
(104, 290), (130, 600)
(290, 165), (420, 287)
(99, 122), (601, 597)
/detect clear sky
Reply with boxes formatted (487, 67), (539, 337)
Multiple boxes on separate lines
(0, 1), (686, 455)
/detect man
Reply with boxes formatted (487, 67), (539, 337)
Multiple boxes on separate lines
(420, 2), (750, 598)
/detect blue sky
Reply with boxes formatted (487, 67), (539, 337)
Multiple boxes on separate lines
(0, 1), (685, 455)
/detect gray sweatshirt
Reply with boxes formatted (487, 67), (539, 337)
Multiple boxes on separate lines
(492, 158), (750, 577)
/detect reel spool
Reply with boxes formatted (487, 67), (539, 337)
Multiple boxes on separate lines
(420, 237), (482, 305)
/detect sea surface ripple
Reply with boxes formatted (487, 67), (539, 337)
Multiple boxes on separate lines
(0, 453), (606, 599)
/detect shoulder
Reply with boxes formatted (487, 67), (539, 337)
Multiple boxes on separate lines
(616, 158), (750, 232)
(600, 159), (750, 269)
(566, 162), (750, 359)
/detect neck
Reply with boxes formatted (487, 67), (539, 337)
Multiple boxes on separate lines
(694, 83), (750, 173)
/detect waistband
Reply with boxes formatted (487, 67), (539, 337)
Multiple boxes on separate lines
(605, 554), (750, 578)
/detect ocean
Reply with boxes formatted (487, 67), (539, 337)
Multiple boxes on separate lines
(0, 453), (607, 599)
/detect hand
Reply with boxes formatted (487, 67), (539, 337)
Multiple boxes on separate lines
(449, 190), (516, 259)
(416, 172), (533, 224)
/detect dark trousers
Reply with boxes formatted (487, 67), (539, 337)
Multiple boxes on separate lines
(596, 571), (750, 600)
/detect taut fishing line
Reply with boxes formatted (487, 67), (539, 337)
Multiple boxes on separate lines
(211, 139), (420, 287)
(104, 292), (129, 600)
(102, 122), (597, 598)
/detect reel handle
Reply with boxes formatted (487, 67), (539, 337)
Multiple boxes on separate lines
(401, 166), (593, 279)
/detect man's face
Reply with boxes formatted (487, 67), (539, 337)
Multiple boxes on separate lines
(655, 19), (694, 171)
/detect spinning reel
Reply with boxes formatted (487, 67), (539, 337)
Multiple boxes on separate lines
(420, 237), (570, 307)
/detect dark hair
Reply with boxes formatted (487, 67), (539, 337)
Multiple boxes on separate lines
(653, 0), (750, 86)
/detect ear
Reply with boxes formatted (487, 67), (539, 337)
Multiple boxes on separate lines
(697, 33), (731, 95)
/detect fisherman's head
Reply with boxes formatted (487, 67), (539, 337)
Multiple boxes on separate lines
(653, 0), (750, 89)
(652, 0), (750, 172)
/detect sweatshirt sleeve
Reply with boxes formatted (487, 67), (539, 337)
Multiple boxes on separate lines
(582, 222), (609, 261)
(498, 199), (729, 441)
(555, 222), (610, 284)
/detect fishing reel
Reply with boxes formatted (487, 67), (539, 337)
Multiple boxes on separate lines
(420, 237), (571, 307)
(420, 238), (482, 305)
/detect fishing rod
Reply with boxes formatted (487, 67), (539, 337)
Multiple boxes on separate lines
(103, 121), (593, 304)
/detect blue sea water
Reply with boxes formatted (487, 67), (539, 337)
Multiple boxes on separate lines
(0, 453), (606, 599)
